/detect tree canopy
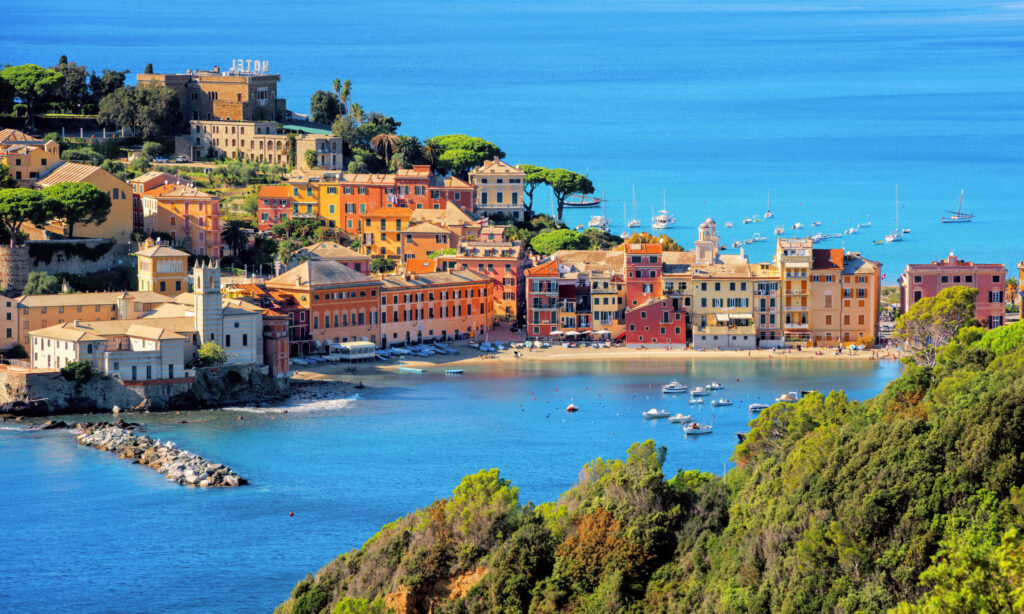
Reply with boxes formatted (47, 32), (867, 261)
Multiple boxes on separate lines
(97, 83), (182, 139)
(427, 134), (505, 178)
(518, 163), (548, 218)
(543, 168), (594, 221)
(41, 182), (112, 238)
(24, 270), (63, 295)
(0, 64), (64, 129)
(894, 286), (979, 366)
(196, 341), (227, 366)
(371, 257), (397, 274)
(530, 228), (588, 255)
(0, 188), (54, 247)
(310, 90), (341, 125)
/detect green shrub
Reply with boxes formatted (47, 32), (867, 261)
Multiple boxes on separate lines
(61, 360), (92, 383)
(196, 341), (227, 366)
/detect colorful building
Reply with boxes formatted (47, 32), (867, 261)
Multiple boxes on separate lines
(899, 253), (1007, 328)
(379, 270), (493, 346)
(267, 259), (382, 347)
(256, 185), (293, 231)
(400, 222), (456, 263)
(186, 120), (343, 170)
(34, 162), (134, 243)
(468, 157), (526, 221)
(437, 228), (530, 321)
(0, 130), (61, 187)
(139, 183), (222, 258)
(287, 241), (370, 273)
(361, 207), (414, 260)
(136, 240), (189, 295)
(15, 291), (175, 348)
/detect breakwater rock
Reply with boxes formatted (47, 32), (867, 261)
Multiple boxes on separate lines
(75, 422), (248, 487)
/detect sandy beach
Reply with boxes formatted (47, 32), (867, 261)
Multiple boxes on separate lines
(291, 340), (902, 382)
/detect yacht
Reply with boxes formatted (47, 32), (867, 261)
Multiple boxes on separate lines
(748, 403), (769, 413)
(651, 191), (676, 229)
(942, 190), (973, 223)
(688, 397), (704, 405)
(587, 215), (609, 232)
(643, 408), (670, 419)
(885, 186), (902, 243)
(690, 386), (710, 396)
(627, 185), (642, 228)
(662, 381), (688, 394)
(707, 382), (724, 390)
(683, 422), (713, 435)
(668, 413), (692, 424)
(792, 222), (803, 230)
(711, 398), (733, 407)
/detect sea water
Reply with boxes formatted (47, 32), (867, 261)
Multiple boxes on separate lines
(4, 0), (1023, 273)
(0, 359), (901, 613)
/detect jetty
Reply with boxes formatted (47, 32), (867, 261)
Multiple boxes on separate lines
(75, 422), (247, 487)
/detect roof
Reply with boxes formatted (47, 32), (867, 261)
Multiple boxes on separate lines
(380, 269), (490, 289)
(258, 185), (293, 199)
(293, 241), (368, 261)
(268, 259), (378, 288)
(404, 259), (438, 274)
(147, 185), (216, 200)
(125, 324), (185, 340)
(409, 206), (481, 227)
(404, 222), (451, 235)
(135, 244), (189, 258)
(842, 253), (882, 276)
(130, 171), (183, 185)
(365, 207), (414, 219)
(17, 291), (174, 308)
(525, 260), (560, 277)
(34, 162), (110, 186)
(812, 249), (844, 270)
(624, 243), (663, 255)
(0, 129), (37, 144)
(550, 250), (623, 275)
(28, 322), (106, 342)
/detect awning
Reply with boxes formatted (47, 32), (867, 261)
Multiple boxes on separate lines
(730, 313), (754, 320)
(715, 314), (730, 322)
(592, 329), (611, 335)
(549, 331), (563, 336)
(564, 331), (581, 336)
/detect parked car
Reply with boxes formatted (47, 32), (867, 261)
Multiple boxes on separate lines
(153, 157), (169, 163)
(175, 155), (188, 163)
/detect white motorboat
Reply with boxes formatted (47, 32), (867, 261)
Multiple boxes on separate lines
(859, 221), (871, 228)
(743, 217), (752, 224)
(643, 408), (670, 419)
(902, 228), (911, 234)
(662, 381), (688, 394)
(748, 403), (769, 413)
(774, 226), (785, 235)
(707, 382), (724, 390)
(668, 413), (693, 423)
(711, 398), (732, 407)
(688, 397), (704, 405)
(690, 386), (709, 396)
(811, 221), (821, 227)
(792, 222), (803, 229)
(651, 192), (676, 229)
(750, 233), (766, 242)
(445, 369), (464, 375)
(682, 422), (713, 435)
(845, 227), (858, 235)
(776, 392), (798, 403)
(566, 401), (579, 413)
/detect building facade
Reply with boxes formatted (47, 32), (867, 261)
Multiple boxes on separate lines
(139, 183), (222, 258)
(34, 162), (134, 243)
(256, 185), (293, 231)
(137, 64), (286, 122)
(379, 270), (493, 346)
(437, 230), (530, 321)
(899, 253), (1007, 328)
(186, 120), (343, 170)
(0, 131), (61, 187)
(136, 240), (189, 295)
(468, 157), (526, 221)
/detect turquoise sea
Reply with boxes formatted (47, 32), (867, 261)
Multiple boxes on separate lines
(0, 359), (901, 613)
(4, 0), (1024, 274)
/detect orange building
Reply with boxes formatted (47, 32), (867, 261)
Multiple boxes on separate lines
(437, 229), (530, 320)
(139, 183), (222, 258)
(379, 270), (493, 346)
(524, 260), (561, 337)
(400, 222), (457, 263)
(256, 184), (293, 231)
(267, 259), (382, 347)
(14, 291), (175, 347)
(0, 130), (61, 187)
(362, 207), (414, 260)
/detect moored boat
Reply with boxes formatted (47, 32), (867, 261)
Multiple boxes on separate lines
(711, 398), (732, 407)
(683, 422), (713, 435)
(668, 413), (693, 423)
(662, 381), (688, 393)
(690, 386), (709, 396)
(707, 382), (724, 390)
(643, 408), (670, 419)
(748, 403), (769, 413)
(688, 397), (704, 405)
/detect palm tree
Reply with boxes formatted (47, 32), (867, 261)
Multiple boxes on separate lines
(220, 220), (250, 256)
(1007, 277), (1019, 301)
(395, 136), (424, 164)
(389, 151), (409, 172)
(370, 133), (400, 163)
(421, 141), (442, 167)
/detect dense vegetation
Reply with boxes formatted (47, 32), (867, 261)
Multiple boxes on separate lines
(277, 319), (1024, 613)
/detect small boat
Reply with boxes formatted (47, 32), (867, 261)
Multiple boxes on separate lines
(942, 190), (973, 223)
(845, 227), (858, 235)
(627, 186), (641, 227)
(467, 341), (480, 349)
(743, 218), (752, 224)
(731, 240), (742, 248)
(564, 194), (602, 208)
(575, 224), (585, 231)
(711, 398), (732, 407)
(619, 230), (631, 239)
(748, 403), (769, 413)
(398, 366), (424, 373)
(792, 222), (803, 229)
(743, 238), (754, 245)
(811, 221), (821, 227)
(707, 382), (724, 390)
(775, 392), (798, 403)
(902, 228), (911, 234)
(750, 233), (766, 242)
(628, 219), (641, 228)
(725, 222), (733, 228)
(353, 382), (365, 389)
(688, 397), (704, 405)
(886, 185), (903, 242)
(445, 369), (464, 375)
(662, 381), (688, 394)
(774, 226), (785, 235)
(859, 221), (871, 227)
(690, 386), (709, 396)
(668, 413), (693, 423)
(683, 422), (713, 435)
(643, 408), (670, 419)
(566, 402), (579, 413)
(587, 215), (609, 232)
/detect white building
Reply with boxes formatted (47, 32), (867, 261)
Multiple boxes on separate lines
(468, 157), (526, 221)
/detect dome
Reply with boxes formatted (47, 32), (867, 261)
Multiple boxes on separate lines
(704, 217), (715, 226)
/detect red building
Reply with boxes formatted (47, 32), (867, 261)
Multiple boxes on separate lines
(624, 297), (688, 345)
(437, 227), (531, 322)
(899, 252), (1007, 328)
(624, 243), (663, 307)
(257, 185), (293, 231)
(524, 259), (560, 337)
(261, 308), (291, 377)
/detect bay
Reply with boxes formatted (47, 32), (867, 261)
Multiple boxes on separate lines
(0, 358), (900, 613)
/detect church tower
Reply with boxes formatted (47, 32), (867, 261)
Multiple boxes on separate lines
(193, 262), (223, 345)
(694, 218), (720, 266)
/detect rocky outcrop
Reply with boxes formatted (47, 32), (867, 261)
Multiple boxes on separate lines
(75, 421), (248, 487)
(383, 567), (488, 614)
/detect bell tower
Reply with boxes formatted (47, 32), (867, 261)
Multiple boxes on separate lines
(193, 262), (223, 345)
(695, 218), (720, 266)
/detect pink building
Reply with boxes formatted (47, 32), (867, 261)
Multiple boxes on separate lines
(624, 297), (687, 345)
(257, 185), (293, 231)
(624, 243), (663, 308)
(899, 252), (1007, 328)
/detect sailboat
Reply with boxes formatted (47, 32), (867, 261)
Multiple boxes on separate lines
(627, 185), (641, 228)
(942, 190), (973, 223)
(652, 190), (676, 229)
(620, 198), (631, 239)
(884, 185), (902, 243)
(587, 192), (609, 231)
(764, 190), (774, 219)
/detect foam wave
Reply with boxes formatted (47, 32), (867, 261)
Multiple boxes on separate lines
(0, 424), (28, 431)
(224, 394), (360, 414)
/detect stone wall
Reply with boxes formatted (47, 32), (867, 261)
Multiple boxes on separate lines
(0, 246), (30, 293)
(27, 239), (131, 277)
(0, 363), (288, 415)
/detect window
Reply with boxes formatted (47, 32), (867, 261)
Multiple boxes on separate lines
(242, 334), (248, 346)
(990, 290), (1003, 303)
(225, 334), (231, 347)
(941, 276), (949, 283)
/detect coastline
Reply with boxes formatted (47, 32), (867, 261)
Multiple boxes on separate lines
(292, 342), (902, 382)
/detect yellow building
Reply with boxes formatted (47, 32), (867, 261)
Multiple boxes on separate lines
(468, 157), (525, 220)
(362, 207), (414, 260)
(0, 130), (61, 187)
(34, 162), (134, 243)
(186, 120), (343, 170)
(136, 240), (190, 295)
